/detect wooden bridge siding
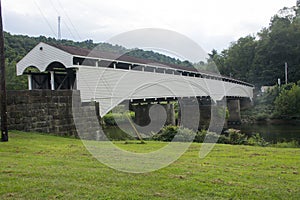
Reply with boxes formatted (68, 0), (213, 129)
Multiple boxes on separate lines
(77, 66), (253, 116)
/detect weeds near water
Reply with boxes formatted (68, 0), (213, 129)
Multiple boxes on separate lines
(271, 140), (300, 148)
(150, 125), (300, 148)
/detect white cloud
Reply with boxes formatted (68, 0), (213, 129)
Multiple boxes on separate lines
(2, 0), (297, 51)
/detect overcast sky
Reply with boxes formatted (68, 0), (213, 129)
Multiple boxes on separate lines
(2, 0), (297, 52)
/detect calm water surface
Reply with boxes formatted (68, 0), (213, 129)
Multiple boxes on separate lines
(231, 121), (300, 143)
(103, 120), (300, 143)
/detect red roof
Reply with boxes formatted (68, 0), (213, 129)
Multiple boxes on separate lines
(48, 43), (217, 74)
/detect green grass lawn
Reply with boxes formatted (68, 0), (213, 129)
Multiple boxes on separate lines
(1, 131), (300, 199)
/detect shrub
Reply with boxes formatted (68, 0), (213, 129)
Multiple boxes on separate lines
(271, 140), (299, 148)
(194, 130), (207, 143)
(218, 134), (230, 144)
(152, 125), (179, 142)
(103, 112), (135, 126)
(153, 126), (198, 142)
(255, 113), (269, 121)
(228, 129), (248, 145)
(104, 127), (134, 141)
(204, 132), (221, 143)
(247, 133), (269, 147)
(274, 84), (300, 117)
(174, 128), (196, 142)
(194, 130), (230, 144)
(151, 126), (297, 148)
(103, 113), (117, 126)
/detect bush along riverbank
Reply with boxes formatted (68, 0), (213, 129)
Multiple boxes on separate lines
(101, 111), (300, 148)
(151, 126), (300, 148)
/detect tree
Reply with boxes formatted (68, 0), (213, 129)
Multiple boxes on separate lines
(274, 84), (300, 117)
(213, 35), (256, 81)
(214, 5), (300, 88)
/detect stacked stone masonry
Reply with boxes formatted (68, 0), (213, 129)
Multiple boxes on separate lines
(6, 90), (98, 137)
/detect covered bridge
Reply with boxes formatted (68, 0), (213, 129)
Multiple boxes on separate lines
(16, 42), (254, 118)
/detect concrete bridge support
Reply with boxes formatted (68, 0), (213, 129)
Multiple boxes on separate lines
(163, 103), (176, 126)
(131, 97), (247, 131)
(198, 98), (212, 130)
(133, 104), (151, 126)
(240, 98), (253, 110)
(177, 98), (200, 130)
(132, 103), (176, 127)
(227, 99), (241, 125)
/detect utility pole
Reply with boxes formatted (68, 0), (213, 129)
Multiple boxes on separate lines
(285, 62), (288, 84)
(0, 0), (8, 142)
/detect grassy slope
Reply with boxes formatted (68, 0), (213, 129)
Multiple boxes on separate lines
(0, 131), (299, 199)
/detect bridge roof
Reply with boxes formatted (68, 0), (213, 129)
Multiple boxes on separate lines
(16, 42), (253, 88)
(47, 42), (216, 75)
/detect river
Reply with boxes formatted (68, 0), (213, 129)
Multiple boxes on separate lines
(230, 120), (300, 143)
(103, 120), (300, 143)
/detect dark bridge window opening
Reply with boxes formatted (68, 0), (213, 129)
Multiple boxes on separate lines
(165, 69), (174, 74)
(132, 65), (144, 71)
(24, 62), (77, 90)
(144, 66), (155, 72)
(189, 73), (196, 77)
(156, 67), (165, 74)
(73, 57), (84, 65)
(47, 62), (76, 90)
(116, 62), (130, 70)
(98, 60), (113, 68)
(73, 57), (97, 67)
(181, 71), (189, 76)
(52, 69), (77, 90)
(174, 70), (181, 75)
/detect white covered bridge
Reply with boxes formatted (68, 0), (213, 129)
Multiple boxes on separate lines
(17, 42), (254, 118)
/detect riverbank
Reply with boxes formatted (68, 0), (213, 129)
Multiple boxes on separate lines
(103, 124), (300, 147)
(1, 131), (299, 199)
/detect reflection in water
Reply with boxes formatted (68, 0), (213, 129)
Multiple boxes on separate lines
(103, 120), (300, 143)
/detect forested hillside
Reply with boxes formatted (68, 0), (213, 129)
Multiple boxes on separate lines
(211, 6), (300, 88)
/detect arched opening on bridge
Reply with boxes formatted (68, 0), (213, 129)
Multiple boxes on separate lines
(23, 66), (50, 90)
(46, 62), (77, 90)
(23, 62), (77, 90)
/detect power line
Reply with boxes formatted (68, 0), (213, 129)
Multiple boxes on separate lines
(33, 0), (56, 37)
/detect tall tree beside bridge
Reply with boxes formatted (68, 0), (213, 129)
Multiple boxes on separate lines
(211, 5), (300, 88)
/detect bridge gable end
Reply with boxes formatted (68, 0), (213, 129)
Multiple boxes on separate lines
(16, 42), (73, 76)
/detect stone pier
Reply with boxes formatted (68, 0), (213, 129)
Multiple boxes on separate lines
(132, 103), (176, 127)
(132, 104), (151, 126)
(177, 98), (200, 130)
(227, 99), (241, 125)
(163, 103), (176, 126)
(198, 98), (212, 129)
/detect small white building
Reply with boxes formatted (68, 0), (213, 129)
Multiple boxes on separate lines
(261, 86), (275, 93)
